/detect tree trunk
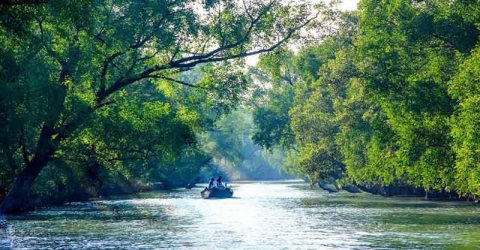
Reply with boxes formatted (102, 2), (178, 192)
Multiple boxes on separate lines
(0, 124), (55, 213)
(0, 155), (49, 213)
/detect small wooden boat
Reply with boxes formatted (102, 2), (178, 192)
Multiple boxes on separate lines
(201, 187), (234, 199)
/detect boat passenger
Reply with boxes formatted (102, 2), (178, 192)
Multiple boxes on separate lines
(201, 178), (215, 193)
(216, 176), (227, 190)
(212, 178), (218, 189)
(208, 177), (215, 189)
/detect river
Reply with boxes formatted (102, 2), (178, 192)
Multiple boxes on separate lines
(1, 180), (480, 249)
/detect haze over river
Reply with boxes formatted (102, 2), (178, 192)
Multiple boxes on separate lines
(2, 180), (480, 249)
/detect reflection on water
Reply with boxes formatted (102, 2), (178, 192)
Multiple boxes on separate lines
(2, 181), (480, 249)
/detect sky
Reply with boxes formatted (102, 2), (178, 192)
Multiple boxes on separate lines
(339, 0), (360, 11)
(245, 0), (360, 66)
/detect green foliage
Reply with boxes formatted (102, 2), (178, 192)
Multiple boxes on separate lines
(250, 50), (298, 150)
(449, 46), (480, 196)
(251, 85), (295, 150)
(289, 43), (347, 182)
(353, 0), (465, 191)
(0, 0), (318, 210)
(199, 108), (292, 180)
(250, 0), (480, 198)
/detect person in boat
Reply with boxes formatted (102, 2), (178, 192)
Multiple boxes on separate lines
(209, 177), (217, 189)
(202, 178), (216, 193)
(217, 176), (228, 190)
(212, 177), (219, 189)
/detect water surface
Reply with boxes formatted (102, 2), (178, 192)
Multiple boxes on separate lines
(2, 181), (480, 249)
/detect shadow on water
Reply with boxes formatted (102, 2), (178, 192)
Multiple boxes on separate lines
(290, 186), (480, 249)
(299, 190), (477, 209)
(378, 212), (480, 225)
(4, 189), (198, 249)
(7, 190), (173, 222)
(7, 202), (165, 222)
(0, 213), (10, 249)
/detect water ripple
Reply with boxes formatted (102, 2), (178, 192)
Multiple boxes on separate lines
(4, 181), (480, 249)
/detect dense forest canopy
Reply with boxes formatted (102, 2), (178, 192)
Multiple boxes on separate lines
(0, 0), (323, 213)
(251, 0), (480, 199)
(2, 0), (480, 214)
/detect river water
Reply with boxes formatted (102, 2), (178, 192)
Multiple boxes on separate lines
(2, 180), (480, 249)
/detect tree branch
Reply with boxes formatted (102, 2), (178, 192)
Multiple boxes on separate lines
(96, 100), (115, 109)
(150, 75), (202, 88)
(173, 2), (272, 66)
(96, 5), (318, 103)
(99, 52), (125, 92)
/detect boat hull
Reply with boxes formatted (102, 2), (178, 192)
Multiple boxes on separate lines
(201, 188), (234, 199)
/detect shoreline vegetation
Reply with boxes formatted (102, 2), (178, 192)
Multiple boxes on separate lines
(0, 0), (311, 213)
(2, 0), (480, 213)
(3, 177), (478, 215)
(249, 1), (480, 204)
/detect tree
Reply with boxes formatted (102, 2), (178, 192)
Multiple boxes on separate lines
(0, 0), (321, 213)
(449, 46), (480, 197)
(287, 0), (480, 197)
(353, 0), (476, 192)
(248, 0), (480, 199)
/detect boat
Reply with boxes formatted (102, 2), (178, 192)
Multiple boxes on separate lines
(201, 187), (234, 199)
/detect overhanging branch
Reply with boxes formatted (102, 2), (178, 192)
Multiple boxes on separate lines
(150, 75), (202, 89)
(96, 6), (319, 103)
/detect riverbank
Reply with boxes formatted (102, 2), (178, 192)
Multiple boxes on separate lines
(0, 178), (180, 214)
(315, 179), (480, 203)
(4, 177), (477, 214)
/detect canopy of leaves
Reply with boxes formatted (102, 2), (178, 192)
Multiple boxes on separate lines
(0, 0), (321, 211)
(250, 0), (480, 198)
